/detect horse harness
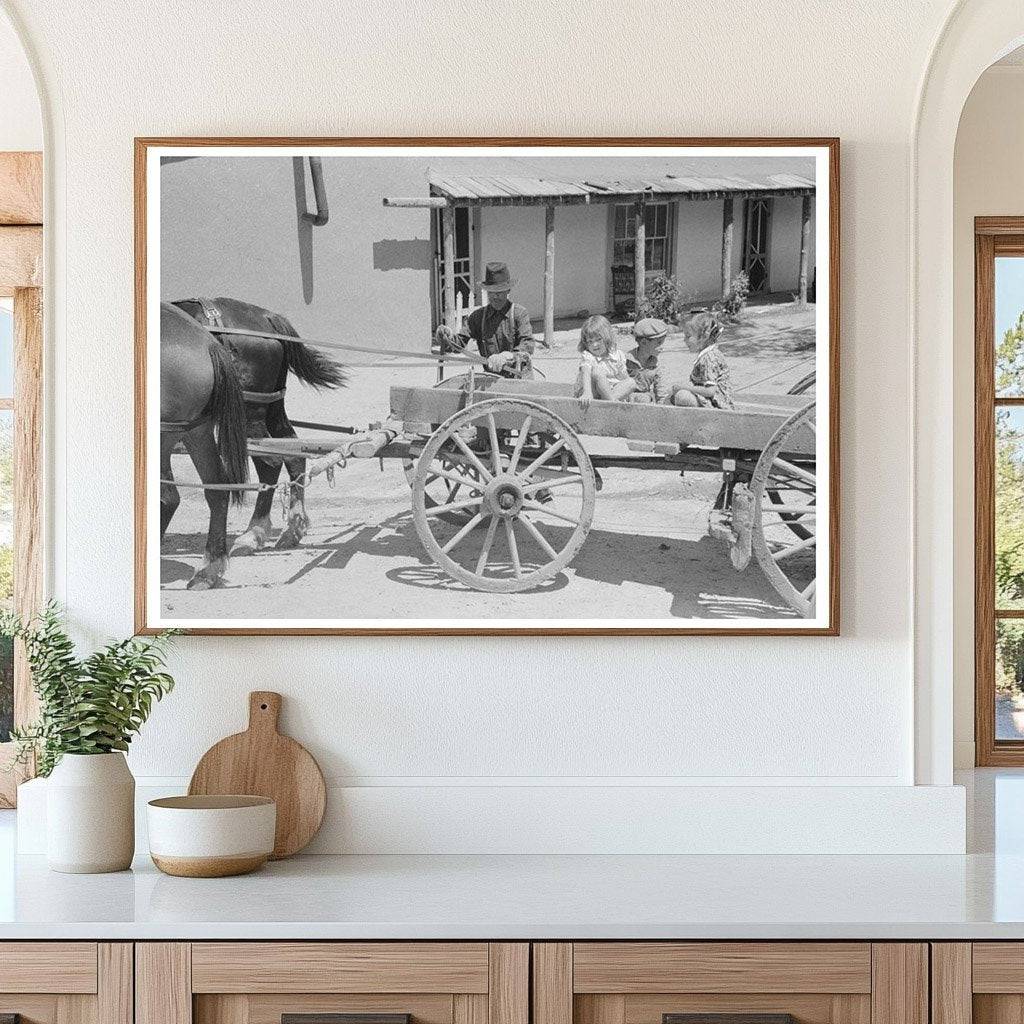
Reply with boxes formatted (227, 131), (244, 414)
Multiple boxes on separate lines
(188, 297), (288, 405)
(160, 298), (290, 434)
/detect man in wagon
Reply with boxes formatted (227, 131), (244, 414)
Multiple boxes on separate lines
(434, 261), (537, 376)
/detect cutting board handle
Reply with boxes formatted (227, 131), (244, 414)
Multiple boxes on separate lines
(248, 691), (282, 734)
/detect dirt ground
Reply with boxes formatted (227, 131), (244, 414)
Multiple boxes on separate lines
(159, 302), (818, 624)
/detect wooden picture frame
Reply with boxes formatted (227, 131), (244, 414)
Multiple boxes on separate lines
(135, 137), (839, 636)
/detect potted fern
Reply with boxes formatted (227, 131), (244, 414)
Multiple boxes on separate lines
(2, 604), (177, 873)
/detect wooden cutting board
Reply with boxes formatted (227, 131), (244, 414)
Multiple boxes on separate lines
(188, 691), (326, 859)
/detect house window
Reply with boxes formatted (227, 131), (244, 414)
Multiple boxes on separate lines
(612, 202), (672, 273)
(976, 221), (1024, 765)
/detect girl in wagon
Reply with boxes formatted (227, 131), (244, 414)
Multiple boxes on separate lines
(669, 317), (735, 410)
(575, 315), (635, 408)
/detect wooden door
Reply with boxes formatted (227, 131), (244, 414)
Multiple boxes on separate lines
(533, 943), (927, 1024)
(932, 943), (1024, 1024)
(743, 199), (772, 293)
(137, 942), (528, 1024)
(0, 942), (132, 1024)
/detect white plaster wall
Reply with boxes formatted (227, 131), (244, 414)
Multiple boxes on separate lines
(0, 0), (976, 850)
(952, 65), (1024, 767)
(0, 8), (39, 150)
(482, 204), (608, 317)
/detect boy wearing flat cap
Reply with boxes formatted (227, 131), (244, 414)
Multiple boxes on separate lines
(625, 317), (673, 403)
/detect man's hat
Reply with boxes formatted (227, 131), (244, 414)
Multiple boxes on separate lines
(633, 317), (669, 341)
(482, 262), (514, 292)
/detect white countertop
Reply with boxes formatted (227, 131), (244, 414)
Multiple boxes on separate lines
(1, 770), (1022, 941)
(1, 849), (1023, 940)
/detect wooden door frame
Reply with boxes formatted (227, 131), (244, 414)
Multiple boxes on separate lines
(0, 151), (43, 806)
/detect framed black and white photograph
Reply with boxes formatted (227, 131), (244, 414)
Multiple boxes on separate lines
(135, 138), (838, 635)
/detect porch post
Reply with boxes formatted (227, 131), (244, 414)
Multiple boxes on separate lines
(633, 196), (646, 315)
(798, 193), (812, 305)
(543, 205), (555, 349)
(721, 194), (734, 298)
(441, 202), (456, 328)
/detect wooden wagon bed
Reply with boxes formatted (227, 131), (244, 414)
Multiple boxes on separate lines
(389, 376), (815, 456)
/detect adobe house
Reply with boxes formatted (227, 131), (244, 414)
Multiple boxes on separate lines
(160, 154), (815, 357)
(389, 155), (816, 344)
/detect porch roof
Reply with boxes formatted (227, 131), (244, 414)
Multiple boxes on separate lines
(427, 158), (815, 206)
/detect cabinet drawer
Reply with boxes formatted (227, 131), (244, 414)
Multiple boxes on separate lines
(140, 942), (528, 1024)
(533, 944), (925, 1024)
(0, 942), (98, 993)
(0, 943), (130, 1024)
(572, 944), (872, 994)
(191, 943), (490, 993)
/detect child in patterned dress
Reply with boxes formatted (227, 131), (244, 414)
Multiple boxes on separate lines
(670, 320), (735, 409)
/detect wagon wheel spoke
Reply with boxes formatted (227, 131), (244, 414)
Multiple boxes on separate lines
(425, 496), (484, 519)
(475, 515), (500, 576)
(430, 467), (485, 493)
(521, 437), (567, 480)
(519, 514), (558, 560)
(771, 533), (816, 562)
(440, 512), (485, 555)
(450, 432), (494, 483)
(522, 501), (580, 528)
(504, 519), (522, 578)
(521, 474), (584, 495)
(507, 415), (532, 474)
(485, 413), (503, 475)
(801, 580), (816, 600)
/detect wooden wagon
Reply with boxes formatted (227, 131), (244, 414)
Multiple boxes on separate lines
(386, 371), (819, 616)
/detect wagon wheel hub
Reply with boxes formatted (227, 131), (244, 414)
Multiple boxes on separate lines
(486, 475), (525, 518)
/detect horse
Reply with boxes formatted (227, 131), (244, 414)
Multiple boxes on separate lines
(172, 297), (347, 556)
(159, 302), (249, 590)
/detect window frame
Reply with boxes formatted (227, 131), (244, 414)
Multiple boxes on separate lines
(612, 200), (674, 275)
(0, 151), (43, 806)
(975, 218), (1024, 765)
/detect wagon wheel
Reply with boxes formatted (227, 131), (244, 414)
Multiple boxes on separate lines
(412, 398), (596, 593)
(763, 370), (817, 537)
(748, 402), (818, 617)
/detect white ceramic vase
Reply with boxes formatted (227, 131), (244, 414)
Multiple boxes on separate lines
(46, 752), (135, 873)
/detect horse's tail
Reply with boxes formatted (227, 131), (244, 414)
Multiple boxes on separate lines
(267, 312), (348, 390)
(207, 342), (249, 503)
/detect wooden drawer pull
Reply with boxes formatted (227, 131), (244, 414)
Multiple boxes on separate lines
(283, 1016), (411, 1024)
(665, 1016), (797, 1024)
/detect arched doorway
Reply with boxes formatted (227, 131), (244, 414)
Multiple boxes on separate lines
(913, 0), (1024, 785)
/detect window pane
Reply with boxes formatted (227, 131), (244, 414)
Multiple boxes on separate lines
(997, 619), (1024, 740)
(996, 256), (1024, 396)
(0, 407), (10, 743)
(997, 407), (1024, 609)
(0, 303), (12, 399)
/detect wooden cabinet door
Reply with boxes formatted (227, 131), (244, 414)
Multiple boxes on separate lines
(533, 944), (927, 1024)
(137, 943), (528, 1024)
(0, 942), (132, 1024)
(933, 943), (1024, 1024)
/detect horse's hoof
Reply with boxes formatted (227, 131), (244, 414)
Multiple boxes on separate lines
(230, 537), (259, 557)
(274, 528), (302, 550)
(186, 573), (222, 591)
